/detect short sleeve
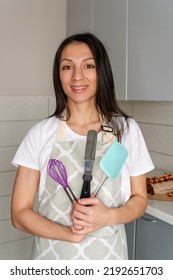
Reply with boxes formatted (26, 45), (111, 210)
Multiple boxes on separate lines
(125, 119), (154, 176)
(11, 122), (41, 170)
(120, 118), (154, 203)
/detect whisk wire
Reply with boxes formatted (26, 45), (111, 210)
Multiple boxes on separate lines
(47, 159), (77, 203)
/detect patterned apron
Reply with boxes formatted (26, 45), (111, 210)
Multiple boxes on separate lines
(31, 119), (128, 260)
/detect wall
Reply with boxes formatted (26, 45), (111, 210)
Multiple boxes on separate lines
(0, 0), (67, 259)
(119, 101), (173, 172)
(0, 0), (67, 96)
(0, 96), (56, 259)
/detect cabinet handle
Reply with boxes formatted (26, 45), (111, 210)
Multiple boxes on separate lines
(142, 216), (157, 223)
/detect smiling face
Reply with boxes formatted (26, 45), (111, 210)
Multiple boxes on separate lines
(59, 42), (97, 106)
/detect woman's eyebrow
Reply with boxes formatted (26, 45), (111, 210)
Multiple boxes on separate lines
(83, 57), (95, 61)
(60, 57), (95, 63)
(60, 58), (72, 63)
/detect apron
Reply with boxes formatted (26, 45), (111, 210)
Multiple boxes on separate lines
(31, 119), (128, 260)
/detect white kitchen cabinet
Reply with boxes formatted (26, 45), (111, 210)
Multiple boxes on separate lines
(67, 0), (93, 35)
(68, 0), (173, 101)
(135, 213), (173, 260)
(67, 0), (127, 100)
(128, 0), (173, 100)
(93, 0), (127, 101)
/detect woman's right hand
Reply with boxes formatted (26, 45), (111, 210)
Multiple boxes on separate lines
(70, 228), (87, 243)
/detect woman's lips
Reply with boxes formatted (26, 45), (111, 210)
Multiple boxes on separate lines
(71, 85), (88, 93)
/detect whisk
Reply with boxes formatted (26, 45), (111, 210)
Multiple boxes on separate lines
(47, 159), (77, 203)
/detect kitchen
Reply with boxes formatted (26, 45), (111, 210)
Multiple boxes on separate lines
(0, 0), (173, 260)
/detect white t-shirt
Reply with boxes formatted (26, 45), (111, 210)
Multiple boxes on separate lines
(12, 116), (154, 203)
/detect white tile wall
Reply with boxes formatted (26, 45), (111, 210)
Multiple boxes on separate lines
(48, 95), (56, 115)
(0, 96), (54, 260)
(0, 220), (31, 244)
(0, 96), (49, 121)
(119, 101), (173, 172)
(118, 101), (133, 116)
(139, 123), (173, 156)
(0, 196), (11, 220)
(0, 121), (38, 146)
(150, 152), (173, 171)
(0, 96), (173, 259)
(0, 147), (18, 171)
(133, 101), (173, 126)
(0, 238), (34, 260)
(0, 171), (16, 196)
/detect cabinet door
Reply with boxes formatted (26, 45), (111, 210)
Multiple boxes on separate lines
(125, 221), (136, 260)
(67, 0), (93, 35)
(135, 213), (173, 260)
(93, 0), (127, 100)
(128, 0), (173, 100)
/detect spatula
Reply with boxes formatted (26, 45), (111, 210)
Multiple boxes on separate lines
(80, 130), (97, 198)
(95, 141), (128, 195)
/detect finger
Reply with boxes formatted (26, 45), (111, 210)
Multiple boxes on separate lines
(71, 225), (84, 234)
(72, 203), (89, 215)
(77, 197), (98, 206)
(72, 216), (87, 228)
(71, 225), (89, 235)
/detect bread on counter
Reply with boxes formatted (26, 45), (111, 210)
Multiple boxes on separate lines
(147, 174), (173, 197)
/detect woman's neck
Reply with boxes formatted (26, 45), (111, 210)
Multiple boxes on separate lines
(66, 103), (101, 135)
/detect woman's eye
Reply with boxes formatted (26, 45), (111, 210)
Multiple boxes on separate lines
(62, 65), (71, 70)
(85, 64), (95, 69)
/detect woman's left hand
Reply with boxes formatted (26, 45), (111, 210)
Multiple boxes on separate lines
(71, 196), (110, 235)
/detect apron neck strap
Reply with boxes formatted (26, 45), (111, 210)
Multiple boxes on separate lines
(56, 110), (117, 143)
(56, 119), (66, 141)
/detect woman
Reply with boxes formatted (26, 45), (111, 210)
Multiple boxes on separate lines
(11, 33), (154, 259)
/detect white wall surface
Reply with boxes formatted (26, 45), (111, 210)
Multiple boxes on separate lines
(119, 101), (173, 172)
(0, 95), (56, 259)
(0, 0), (67, 96)
(0, 0), (66, 259)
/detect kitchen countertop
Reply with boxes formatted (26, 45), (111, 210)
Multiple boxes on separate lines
(146, 200), (173, 225)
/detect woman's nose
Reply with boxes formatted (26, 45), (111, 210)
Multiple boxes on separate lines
(72, 67), (84, 81)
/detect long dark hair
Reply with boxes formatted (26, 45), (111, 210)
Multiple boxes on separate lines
(51, 32), (129, 141)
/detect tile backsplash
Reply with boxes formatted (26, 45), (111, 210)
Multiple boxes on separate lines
(0, 96), (173, 259)
(0, 96), (55, 259)
(119, 101), (173, 172)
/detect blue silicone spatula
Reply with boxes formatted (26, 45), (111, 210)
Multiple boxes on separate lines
(95, 141), (128, 195)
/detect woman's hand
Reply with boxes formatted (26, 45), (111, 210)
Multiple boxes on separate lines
(71, 196), (110, 235)
(69, 227), (87, 242)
